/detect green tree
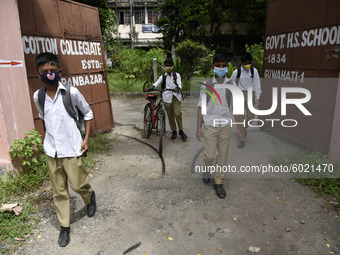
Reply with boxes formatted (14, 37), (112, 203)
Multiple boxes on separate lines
(157, 0), (268, 52)
(175, 39), (208, 80)
(245, 43), (264, 76)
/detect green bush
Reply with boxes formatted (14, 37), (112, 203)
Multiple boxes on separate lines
(1, 130), (49, 201)
(175, 39), (209, 81)
(109, 45), (166, 91)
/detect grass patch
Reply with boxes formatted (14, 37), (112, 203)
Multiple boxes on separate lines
(277, 151), (340, 197)
(0, 203), (39, 243)
(108, 71), (147, 92)
(107, 70), (192, 93)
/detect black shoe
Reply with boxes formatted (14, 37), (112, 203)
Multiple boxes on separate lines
(171, 131), (177, 140)
(87, 191), (96, 217)
(237, 141), (245, 149)
(179, 130), (187, 141)
(203, 172), (211, 184)
(58, 227), (70, 247)
(214, 184), (226, 198)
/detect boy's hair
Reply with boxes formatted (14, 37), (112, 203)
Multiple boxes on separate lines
(241, 53), (253, 63)
(213, 52), (229, 64)
(164, 58), (174, 66)
(36, 52), (60, 72)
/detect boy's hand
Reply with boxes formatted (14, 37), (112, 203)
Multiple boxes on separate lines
(235, 128), (242, 140)
(81, 139), (89, 154)
(196, 128), (203, 141)
(144, 88), (149, 92)
(174, 87), (179, 92)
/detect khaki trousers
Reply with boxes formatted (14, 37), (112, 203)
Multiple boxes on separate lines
(239, 91), (255, 142)
(203, 125), (231, 185)
(46, 156), (92, 227)
(164, 96), (183, 131)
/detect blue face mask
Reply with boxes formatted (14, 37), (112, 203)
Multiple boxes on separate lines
(40, 71), (61, 86)
(214, 67), (228, 78)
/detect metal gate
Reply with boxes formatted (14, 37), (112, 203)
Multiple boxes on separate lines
(18, 0), (114, 136)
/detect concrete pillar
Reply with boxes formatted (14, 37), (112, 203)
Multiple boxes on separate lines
(0, 0), (34, 173)
(153, 58), (157, 82)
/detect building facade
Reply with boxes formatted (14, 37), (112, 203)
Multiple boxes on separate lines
(108, 0), (163, 48)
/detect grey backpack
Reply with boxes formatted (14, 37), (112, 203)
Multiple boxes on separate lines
(37, 84), (85, 139)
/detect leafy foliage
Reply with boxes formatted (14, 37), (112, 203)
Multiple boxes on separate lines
(156, 0), (269, 51)
(1, 130), (49, 201)
(9, 130), (45, 174)
(109, 44), (167, 91)
(175, 39), (208, 80)
(245, 43), (264, 77)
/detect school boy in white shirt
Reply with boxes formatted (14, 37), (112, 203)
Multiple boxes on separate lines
(33, 52), (96, 247)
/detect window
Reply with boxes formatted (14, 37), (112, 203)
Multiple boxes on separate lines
(148, 10), (158, 24)
(135, 11), (144, 24)
(119, 11), (130, 25)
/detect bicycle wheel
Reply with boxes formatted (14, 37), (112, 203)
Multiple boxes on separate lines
(158, 109), (164, 156)
(144, 103), (152, 138)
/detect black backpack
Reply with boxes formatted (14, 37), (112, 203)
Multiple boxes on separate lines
(162, 72), (184, 99)
(236, 66), (254, 86)
(161, 72), (179, 90)
(37, 84), (85, 139)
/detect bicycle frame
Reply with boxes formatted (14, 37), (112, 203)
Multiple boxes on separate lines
(145, 95), (163, 129)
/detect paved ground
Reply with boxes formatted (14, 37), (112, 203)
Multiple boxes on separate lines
(14, 94), (339, 255)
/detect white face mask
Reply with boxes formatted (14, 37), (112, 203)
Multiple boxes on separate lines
(164, 66), (173, 72)
(214, 67), (229, 78)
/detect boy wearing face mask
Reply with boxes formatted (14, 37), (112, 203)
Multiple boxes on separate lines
(144, 58), (187, 141)
(196, 52), (241, 198)
(33, 52), (96, 247)
(230, 52), (261, 149)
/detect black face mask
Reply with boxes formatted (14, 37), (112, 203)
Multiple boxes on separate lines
(40, 71), (61, 86)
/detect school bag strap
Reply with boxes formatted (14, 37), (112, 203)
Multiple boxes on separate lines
(61, 84), (78, 120)
(204, 78), (232, 108)
(236, 66), (254, 86)
(61, 84), (85, 138)
(161, 72), (184, 100)
(37, 85), (47, 115)
(37, 84), (85, 139)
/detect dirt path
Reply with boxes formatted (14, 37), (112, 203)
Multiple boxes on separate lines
(15, 95), (339, 255)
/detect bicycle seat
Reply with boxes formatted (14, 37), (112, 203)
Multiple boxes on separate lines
(145, 94), (157, 100)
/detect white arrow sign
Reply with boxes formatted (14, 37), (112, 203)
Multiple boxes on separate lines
(0, 59), (23, 67)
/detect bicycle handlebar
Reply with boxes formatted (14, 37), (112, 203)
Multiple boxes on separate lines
(143, 80), (176, 93)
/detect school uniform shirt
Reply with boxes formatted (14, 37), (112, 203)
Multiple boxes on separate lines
(197, 76), (234, 127)
(153, 72), (182, 103)
(33, 82), (93, 158)
(230, 66), (261, 100)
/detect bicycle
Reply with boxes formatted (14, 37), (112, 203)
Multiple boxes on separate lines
(142, 81), (173, 156)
